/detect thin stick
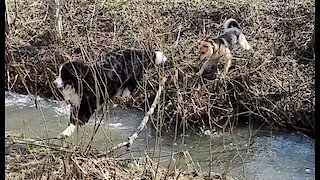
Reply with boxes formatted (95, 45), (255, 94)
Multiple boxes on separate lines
(6, 136), (73, 153)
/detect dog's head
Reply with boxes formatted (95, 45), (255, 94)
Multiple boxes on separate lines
(53, 61), (90, 106)
(197, 40), (218, 61)
(53, 61), (88, 90)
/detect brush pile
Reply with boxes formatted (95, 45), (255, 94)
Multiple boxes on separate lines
(5, 0), (315, 135)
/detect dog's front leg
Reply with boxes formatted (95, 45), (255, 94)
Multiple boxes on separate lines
(222, 49), (232, 77)
(223, 58), (232, 76)
(197, 59), (214, 76)
(58, 96), (95, 139)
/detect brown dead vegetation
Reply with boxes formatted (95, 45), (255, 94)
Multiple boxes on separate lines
(5, 0), (315, 137)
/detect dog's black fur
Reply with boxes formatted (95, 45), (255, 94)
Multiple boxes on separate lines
(102, 49), (158, 95)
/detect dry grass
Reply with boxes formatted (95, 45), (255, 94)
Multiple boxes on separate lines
(5, 0), (315, 178)
(5, 131), (240, 180)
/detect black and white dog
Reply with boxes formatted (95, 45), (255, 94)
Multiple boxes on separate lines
(53, 49), (167, 138)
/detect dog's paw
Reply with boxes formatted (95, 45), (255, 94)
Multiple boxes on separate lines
(196, 71), (202, 76)
(121, 88), (132, 98)
(56, 134), (66, 140)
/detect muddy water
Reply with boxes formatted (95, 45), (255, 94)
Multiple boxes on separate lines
(5, 91), (315, 179)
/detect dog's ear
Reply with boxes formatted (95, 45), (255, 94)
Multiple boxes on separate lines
(206, 39), (216, 45)
(215, 38), (224, 45)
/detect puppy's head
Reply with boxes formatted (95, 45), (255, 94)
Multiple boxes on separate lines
(153, 51), (168, 65)
(197, 40), (217, 61)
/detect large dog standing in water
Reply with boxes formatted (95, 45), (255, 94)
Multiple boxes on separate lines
(53, 49), (167, 138)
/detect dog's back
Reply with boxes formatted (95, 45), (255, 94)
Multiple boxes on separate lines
(99, 49), (151, 91)
(101, 49), (167, 95)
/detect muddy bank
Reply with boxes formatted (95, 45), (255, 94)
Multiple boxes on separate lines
(5, 0), (315, 136)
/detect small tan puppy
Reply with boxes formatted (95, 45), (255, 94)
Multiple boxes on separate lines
(196, 18), (251, 77)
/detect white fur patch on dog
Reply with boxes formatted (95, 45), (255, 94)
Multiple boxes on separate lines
(121, 87), (131, 98)
(61, 85), (81, 107)
(53, 77), (63, 88)
(154, 51), (167, 65)
(60, 123), (76, 138)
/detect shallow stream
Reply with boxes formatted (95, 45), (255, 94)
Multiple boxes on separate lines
(5, 91), (315, 179)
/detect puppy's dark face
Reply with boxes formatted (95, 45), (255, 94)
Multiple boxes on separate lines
(197, 40), (215, 61)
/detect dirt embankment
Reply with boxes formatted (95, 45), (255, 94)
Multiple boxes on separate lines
(5, 0), (315, 136)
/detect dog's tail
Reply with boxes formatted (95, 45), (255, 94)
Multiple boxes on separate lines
(224, 18), (241, 31)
